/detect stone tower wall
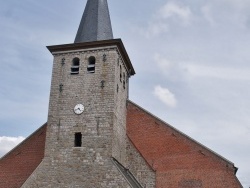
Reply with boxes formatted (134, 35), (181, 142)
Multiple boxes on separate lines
(21, 46), (131, 187)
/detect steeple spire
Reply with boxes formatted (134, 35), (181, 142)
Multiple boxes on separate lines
(74, 0), (113, 43)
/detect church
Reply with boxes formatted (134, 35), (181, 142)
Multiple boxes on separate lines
(0, 0), (243, 187)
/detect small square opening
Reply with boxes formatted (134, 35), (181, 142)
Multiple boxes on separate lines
(74, 132), (82, 147)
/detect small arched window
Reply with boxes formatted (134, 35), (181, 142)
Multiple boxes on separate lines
(87, 56), (96, 73)
(71, 57), (80, 74)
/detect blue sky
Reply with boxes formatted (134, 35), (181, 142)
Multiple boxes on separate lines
(0, 0), (250, 187)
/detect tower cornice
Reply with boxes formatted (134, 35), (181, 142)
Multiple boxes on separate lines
(47, 39), (135, 76)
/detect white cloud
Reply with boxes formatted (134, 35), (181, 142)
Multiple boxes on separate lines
(153, 85), (177, 108)
(0, 136), (25, 157)
(138, 2), (192, 38)
(158, 2), (192, 25)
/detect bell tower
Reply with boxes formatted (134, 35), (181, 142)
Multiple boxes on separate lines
(21, 0), (135, 187)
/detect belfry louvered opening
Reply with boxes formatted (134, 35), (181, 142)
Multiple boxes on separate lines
(87, 56), (96, 73)
(71, 57), (80, 74)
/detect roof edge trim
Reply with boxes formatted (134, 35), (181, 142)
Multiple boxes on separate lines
(111, 157), (143, 188)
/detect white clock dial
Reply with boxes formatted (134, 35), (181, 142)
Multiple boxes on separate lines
(74, 104), (84, 115)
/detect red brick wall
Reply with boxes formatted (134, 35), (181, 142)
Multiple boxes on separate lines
(127, 101), (242, 188)
(0, 124), (47, 188)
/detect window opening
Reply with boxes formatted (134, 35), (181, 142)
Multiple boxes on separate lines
(120, 65), (122, 82)
(87, 56), (96, 73)
(71, 57), (80, 74)
(123, 80), (126, 89)
(74, 132), (82, 147)
(123, 72), (126, 89)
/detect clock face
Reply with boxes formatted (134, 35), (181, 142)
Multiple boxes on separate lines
(74, 104), (84, 115)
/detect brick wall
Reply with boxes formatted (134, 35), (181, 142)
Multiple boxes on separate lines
(127, 101), (243, 188)
(0, 124), (46, 188)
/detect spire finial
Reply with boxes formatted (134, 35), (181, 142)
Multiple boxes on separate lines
(74, 0), (113, 43)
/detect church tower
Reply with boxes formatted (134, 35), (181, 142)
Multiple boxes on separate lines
(21, 0), (136, 187)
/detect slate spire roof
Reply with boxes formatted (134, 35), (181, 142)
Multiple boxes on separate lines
(74, 0), (113, 43)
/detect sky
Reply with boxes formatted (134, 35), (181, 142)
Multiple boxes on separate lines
(0, 0), (249, 187)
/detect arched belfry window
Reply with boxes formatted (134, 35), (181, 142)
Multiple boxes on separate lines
(87, 56), (96, 73)
(71, 57), (80, 74)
